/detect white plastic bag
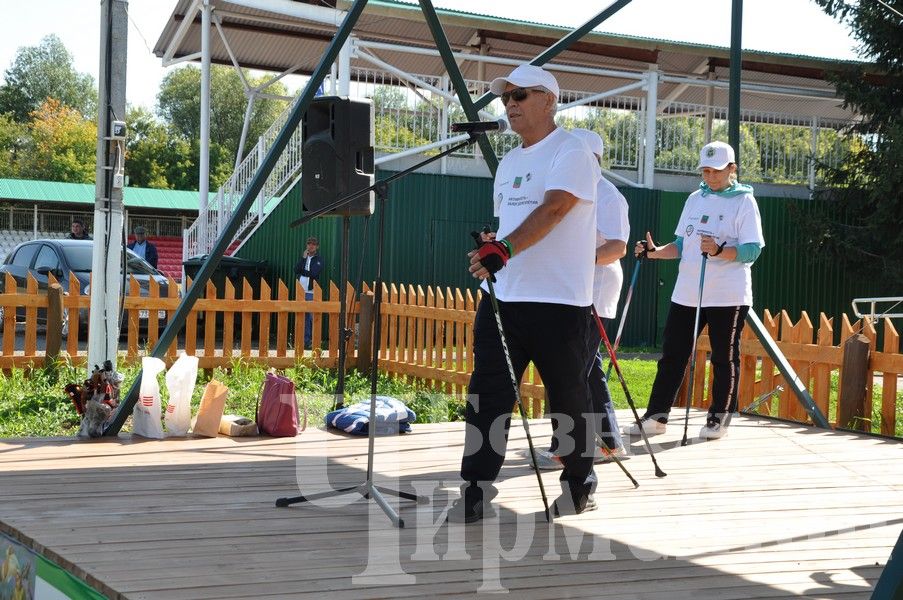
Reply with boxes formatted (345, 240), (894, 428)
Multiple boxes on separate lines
(133, 357), (166, 439)
(165, 353), (199, 437)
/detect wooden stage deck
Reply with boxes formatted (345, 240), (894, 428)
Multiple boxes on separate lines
(1, 410), (901, 599)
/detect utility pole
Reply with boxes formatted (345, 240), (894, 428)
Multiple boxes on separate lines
(89, 0), (128, 372)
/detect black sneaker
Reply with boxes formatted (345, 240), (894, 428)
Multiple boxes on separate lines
(552, 493), (598, 517)
(446, 486), (497, 523)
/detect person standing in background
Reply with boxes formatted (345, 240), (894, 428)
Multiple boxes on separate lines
(127, 225), (158, 268)
(294, 236), (324, 349)
(68, 218), (91, 240)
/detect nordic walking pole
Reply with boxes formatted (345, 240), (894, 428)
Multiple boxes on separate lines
(605, 255), (643, 380)
(592, 305), (667, 478)
(681, 252), (707, 446)
(680, 241), (724, 446)
(594, 432), (639, 488)
(471, 231), (551, 522)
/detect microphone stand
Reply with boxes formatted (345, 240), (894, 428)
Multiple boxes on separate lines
(277, 131), (484, 528)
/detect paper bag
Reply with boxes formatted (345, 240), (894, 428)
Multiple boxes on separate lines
(192, 379), (228, 437)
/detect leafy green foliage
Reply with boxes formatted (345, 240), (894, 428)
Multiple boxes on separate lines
(157, 65), (288, 163)
(801, 1), (903, 291)
(0, 113), (27, 178)
(18, 99), (96, 183)
(0, 34), (96, 122)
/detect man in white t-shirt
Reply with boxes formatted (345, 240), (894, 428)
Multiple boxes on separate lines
(448, 65), (600, 523)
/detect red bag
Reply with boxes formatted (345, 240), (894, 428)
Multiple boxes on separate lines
(256, 372), (307, 437)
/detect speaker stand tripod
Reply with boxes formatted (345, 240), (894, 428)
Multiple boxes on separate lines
(277, 132), (482, 527)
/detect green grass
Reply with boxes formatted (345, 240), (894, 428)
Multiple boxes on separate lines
(604, 358), (657, 411)
(3, 357), (900, 439)
(0, 359), (465, 438)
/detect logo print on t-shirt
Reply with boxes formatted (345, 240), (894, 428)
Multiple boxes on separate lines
(686, 224), (694, 237)
(513, 176), (523, 189)
(525, 172), (532, 182)
(701, 215), (709, 224)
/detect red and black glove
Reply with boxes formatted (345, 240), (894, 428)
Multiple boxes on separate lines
(475, 240), (510, 275)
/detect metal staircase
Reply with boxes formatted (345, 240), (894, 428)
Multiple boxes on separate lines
(182, 95), (304, 260)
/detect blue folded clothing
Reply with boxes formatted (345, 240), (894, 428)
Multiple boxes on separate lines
(325, 396), (416, 435)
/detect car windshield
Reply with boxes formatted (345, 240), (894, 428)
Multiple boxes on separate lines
(62, 245), (159, 275)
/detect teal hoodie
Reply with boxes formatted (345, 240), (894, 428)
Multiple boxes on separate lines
(699, 181), (754, 198)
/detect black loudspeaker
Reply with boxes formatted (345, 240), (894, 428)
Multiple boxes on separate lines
(301, 96), (375, 216)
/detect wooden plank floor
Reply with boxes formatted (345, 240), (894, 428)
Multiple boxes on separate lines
(1, 410), (901, 599)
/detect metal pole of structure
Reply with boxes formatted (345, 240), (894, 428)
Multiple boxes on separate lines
(105, 0), (371, 435)
(338, 37), (352, 95)
(199, 0), (212, 251)
(728, 0), (743, 166)
(471, 0), (635, 113)
(419, 0), (634, 176)
(745, 310), (830, 429)
(643, 66), (658, 189)
(88, 0), (128, 372)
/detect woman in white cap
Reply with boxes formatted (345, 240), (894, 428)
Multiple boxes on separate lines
(626, 141), (764, 439)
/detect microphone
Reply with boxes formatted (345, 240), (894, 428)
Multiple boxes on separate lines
(450, 119), (508, 134)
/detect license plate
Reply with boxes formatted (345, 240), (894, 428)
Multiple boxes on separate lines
(138, 310), (167, 320)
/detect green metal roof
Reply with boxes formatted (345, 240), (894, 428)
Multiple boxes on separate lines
(0, 178), (209, 212)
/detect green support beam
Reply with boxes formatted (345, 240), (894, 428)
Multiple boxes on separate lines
(105, 0), (372, 435)
(746, 309), (830, 429)
(418, 0), (500, 173)
(729, 0), (743, 165)
(472, 0), (635, 113)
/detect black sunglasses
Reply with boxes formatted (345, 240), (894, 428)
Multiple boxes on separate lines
(500, 87), (546, 105)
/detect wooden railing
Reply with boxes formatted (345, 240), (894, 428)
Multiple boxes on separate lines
(1, 273), (900, 436)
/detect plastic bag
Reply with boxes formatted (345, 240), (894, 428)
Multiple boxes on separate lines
(164, 353), (198, 437)
(132, 356), (166, 439)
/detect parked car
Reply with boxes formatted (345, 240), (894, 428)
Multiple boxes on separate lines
(0, 238), (174, 336)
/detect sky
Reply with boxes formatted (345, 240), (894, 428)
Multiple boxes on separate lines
(0, 0), (865, 112)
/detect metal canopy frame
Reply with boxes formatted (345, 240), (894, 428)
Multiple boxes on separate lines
(104, 0), (637, 432)
(106, 0), (829, 436)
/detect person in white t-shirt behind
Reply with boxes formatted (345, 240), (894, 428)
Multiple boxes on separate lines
(447, 64), (600, 523)
(625, 141), (764, 440)
(528, 128), (629, 470)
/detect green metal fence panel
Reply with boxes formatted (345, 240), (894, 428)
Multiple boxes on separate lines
(236, 169), (495, 298)
(616, 187), (661, 347)
(238, 171), (888, 349)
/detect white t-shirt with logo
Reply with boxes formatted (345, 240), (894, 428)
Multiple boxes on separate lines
(593, 175), (630, 318)
(671, 189), (765, 307)
(488, 127), (599, 306)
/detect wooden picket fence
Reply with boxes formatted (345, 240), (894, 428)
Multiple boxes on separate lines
(1, 272), (901, 436)
(682, 310), (903, 437)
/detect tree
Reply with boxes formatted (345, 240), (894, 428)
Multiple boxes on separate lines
(800, 1), (903, 290)
(156, 65), (288, 163)
(0, 114), (27, 178)
(125, 107), (193, 189)
(18, 99), (96, 183)
(0, 35), (96, 122)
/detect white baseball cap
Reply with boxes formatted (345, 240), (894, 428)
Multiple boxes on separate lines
(490, 64), (560, 98)
(697, 141), (735, 170)
(570, 128), (604, 159)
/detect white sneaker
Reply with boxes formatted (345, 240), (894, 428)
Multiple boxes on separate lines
(526, 448), (564, 470)
(700, 418), (728, 440)
(594, 445), (629, 463)
(623, 418), (666, 436)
